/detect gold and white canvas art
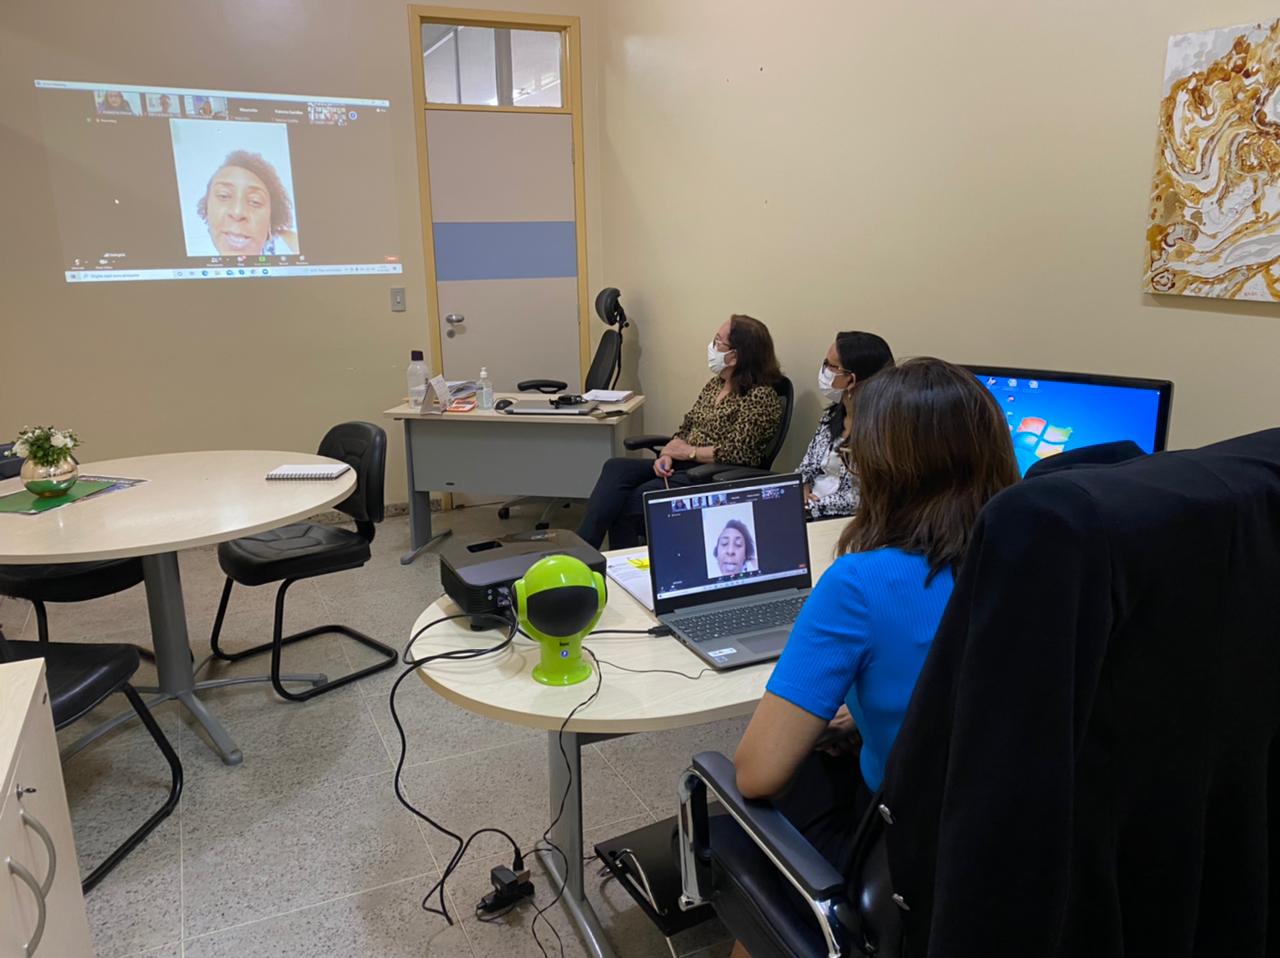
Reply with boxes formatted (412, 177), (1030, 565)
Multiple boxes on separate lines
(1147, 20), (1280, 301)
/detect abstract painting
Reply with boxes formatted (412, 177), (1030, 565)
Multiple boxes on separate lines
(1147, 20), (1280, 301)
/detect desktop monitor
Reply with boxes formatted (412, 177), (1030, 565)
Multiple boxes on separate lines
(967, 366), (1173, 476)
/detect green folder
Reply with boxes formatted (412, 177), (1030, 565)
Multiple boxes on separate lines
(0, 480), (117, 515)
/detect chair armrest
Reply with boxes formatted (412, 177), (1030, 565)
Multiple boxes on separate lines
(684, 463), (726, 483)
(624, 434), (672, 455)
(689, 751), (847, 901)
(517, 379), (568, 394)
(707, 467), (771, 483)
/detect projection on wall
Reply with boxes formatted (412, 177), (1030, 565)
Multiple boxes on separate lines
(1146, 21), (1280, 301)
(34, 80), (402, 283)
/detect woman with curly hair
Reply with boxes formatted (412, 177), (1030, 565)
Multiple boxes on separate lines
(198, 150), (299, 256)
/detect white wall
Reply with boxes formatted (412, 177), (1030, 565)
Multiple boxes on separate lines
(597, 0), (1280, 467)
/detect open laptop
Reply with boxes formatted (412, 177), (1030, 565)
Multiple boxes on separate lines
(502, 399), (600, 416)
(642, 473), (812, 670)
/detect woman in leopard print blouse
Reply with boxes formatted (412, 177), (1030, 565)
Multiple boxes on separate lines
(577, 314), (784, 549)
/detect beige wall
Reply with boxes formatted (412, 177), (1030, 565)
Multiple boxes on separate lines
(0, 0), (603, 502)
(598, 0), (1280, 467)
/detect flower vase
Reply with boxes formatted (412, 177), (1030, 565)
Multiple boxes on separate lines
(21, 457), (80, 498)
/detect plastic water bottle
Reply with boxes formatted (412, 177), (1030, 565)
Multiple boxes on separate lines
(406, 350), (429, 408)
(478, 367), (494, 410)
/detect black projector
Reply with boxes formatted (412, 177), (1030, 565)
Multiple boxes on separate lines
(439, 529), (606, 628)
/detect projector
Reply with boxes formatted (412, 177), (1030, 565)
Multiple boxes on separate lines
(439, 529), (606, 628)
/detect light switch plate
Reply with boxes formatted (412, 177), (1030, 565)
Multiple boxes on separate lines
(390, 287), (406, 312)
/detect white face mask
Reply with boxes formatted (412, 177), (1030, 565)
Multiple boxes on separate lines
(708, 341), (730, 375)
(818, 363), (845, 403)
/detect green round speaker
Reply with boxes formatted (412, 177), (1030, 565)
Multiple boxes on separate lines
(514, 555), (606, 686)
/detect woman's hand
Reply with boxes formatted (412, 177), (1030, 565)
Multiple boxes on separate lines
(654, 454), (675, 478)
(815, 705), (858, 756)
(804, 483), (818, 503)
(663, 437), (696, 462)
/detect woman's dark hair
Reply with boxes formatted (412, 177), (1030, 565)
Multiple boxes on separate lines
(726, 314), (783, 394)
(714, 519), (756, 562)
(827, 330), (895, 439)
(197, 150), (295, 231)
(837, 357), (1018, 579)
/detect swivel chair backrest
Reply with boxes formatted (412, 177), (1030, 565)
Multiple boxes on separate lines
(757, 377), (795, 471)
(585, 328), (623, 392)
(317, 422), (386, 539)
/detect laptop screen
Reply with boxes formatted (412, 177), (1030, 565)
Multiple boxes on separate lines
(643, 473), (811, 614)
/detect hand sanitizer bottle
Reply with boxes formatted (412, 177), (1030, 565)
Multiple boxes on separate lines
(478, 367), (494, 410)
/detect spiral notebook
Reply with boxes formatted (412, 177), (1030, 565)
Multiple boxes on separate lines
(265, 464), (351, 481)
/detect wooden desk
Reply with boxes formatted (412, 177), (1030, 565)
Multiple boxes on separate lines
(0, 451), (355, 765)
(385, 393), (645, 564)
(407, 518), (843, 958)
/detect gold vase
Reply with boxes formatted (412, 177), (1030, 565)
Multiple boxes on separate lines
(21, 457), (79, 498)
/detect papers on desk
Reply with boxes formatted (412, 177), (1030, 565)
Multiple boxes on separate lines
(583, 389), (634, 403)
(605, 551), (654, 611)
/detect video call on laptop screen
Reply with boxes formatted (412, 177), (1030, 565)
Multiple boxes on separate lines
(645, 475), (810, 606)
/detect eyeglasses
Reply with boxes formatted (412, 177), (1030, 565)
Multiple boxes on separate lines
(822, 359), (851, 375)
(714, 335), (733, 351)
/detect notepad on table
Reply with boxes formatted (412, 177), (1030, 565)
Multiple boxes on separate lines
(582, 389), (634, 403)
(265, 464), (351, 481)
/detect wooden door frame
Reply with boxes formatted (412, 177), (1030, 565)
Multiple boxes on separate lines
(407, 5), (591, 386)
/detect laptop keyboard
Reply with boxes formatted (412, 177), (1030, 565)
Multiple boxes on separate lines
(678, 595), (808, 643)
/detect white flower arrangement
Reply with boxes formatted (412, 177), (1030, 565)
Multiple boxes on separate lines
(7, 426), (80, 468)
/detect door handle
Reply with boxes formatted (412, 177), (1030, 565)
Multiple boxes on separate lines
(445, 313), (465, 326)
(7, 856), (47, 956)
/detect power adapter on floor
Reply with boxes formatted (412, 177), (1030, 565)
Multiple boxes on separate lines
(477, 865), (535, 914)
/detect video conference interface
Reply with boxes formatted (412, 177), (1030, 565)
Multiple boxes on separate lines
(646, 477), (810, 602)
(34, 80), (402, 283)
(973, 373), (1166, 476)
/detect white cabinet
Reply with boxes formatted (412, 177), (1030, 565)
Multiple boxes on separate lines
(0, 660), (93, 958)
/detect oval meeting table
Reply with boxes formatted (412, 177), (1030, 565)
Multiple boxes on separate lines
(0, 451), (356, 765)
(408, 518), (844, 958)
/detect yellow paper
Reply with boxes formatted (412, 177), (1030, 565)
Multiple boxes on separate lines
(627, 556), (650, 569)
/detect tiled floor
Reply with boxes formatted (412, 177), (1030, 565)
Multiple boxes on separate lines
(0, 503), (742, 958)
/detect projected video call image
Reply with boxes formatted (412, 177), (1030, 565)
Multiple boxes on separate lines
(702, 503), (760, 579)
(96, 90), (141, 116)
(171, 120), (300, 257)
(34, 79), (402, 282)
(145, 93), (181, 117)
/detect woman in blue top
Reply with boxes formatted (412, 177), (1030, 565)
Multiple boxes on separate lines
(732, 358), (1018, 896)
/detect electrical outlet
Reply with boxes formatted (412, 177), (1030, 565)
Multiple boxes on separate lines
(390, 287), (406, 312)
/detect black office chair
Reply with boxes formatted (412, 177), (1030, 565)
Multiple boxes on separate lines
(500, 288), (630, 527)
(516, 286), (629, 395)
(624, 376), (796, 486)
(0, 634), (182, 894)
(207, 422), (395, 702)
(0, 443), (149, 653)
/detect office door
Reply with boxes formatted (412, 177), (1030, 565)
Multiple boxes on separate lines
(425, 109), (580, 390)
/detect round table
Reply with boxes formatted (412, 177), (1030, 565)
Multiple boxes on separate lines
(0, 451), (356, 765)
(406, 519), (843, 958)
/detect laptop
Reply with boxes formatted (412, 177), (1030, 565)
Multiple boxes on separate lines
(642, 473), (812, 670)
(502, 399), (600, 416)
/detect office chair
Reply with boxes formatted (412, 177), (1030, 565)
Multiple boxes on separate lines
(0, 442), (150, 655)
(624, 376), (796, 485)
(674, 428), (1280, 958)
(207, 421), (396, 702)
(500, 287), (630, 527)
(515, 286), (629, 395)
(0, 634), (182, 893)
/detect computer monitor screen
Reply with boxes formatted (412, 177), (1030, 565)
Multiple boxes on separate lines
(33, 79), (402, 283)
(643, 474), (811, 612)
(968, 366), (1173, 476)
